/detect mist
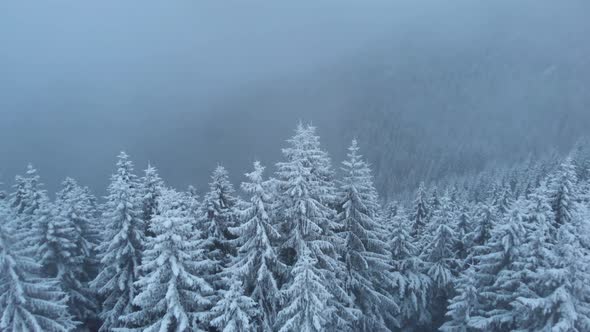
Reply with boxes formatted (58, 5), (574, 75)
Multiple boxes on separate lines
(1, 0), (589, 195)
(3, 2), (590, 331)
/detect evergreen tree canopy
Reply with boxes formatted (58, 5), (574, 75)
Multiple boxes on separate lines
(0, 210), (76, 332)
(230, 161), (282, 330)
(90, 152), (145, 332)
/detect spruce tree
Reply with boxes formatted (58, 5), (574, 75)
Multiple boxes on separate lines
(515, 224), (590, 331)
(9, 164), (49, 247)
(199, 166), (239, 292)
(120, 188), (214, 332)
(429, 187), (441, 218)
(45, 178), (98, 325)
(140, 164), (164, 238)
(275, 124), (356, 330)
(469, 201), (497, 247)
(275, 247), (334, 332)
(388, 207), (431, 329)
(493, 184), (513, 216)
(0, 207), (76, 332)
(201, 165), (238, 245)
(230, 161), (282, 330)
(454, 204), (473, 264)
(336, 139), (397, 330)
(91, 152), (144, 332)
(440, 271), (480, 332)
(10, 164), (43, 215)
(423, 195), (458, 327)
(411, 182), (430, 239)
(514, 184), (590, 331)
(548, 157), (578, 231)
(468, 202), (529, 331)
(210, 277), (259, 332)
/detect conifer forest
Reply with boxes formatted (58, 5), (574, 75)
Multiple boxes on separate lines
(2, 1), (590, 331)
(2, 125), (590, 331)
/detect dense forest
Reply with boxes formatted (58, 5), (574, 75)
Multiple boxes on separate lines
(1, 123), (589, 331)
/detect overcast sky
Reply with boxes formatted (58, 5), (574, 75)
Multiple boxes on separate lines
(1, 0), (589, 194)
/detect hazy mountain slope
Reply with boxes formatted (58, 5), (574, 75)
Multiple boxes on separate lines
(194, 2), (590, 197)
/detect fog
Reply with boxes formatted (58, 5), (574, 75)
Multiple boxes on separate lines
(1, 0), (589, 196)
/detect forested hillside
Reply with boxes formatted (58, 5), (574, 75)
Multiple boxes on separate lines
(2, 123), (590, 331)
(202, 23), (590, 198)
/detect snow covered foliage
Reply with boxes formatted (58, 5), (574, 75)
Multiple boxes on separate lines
(275, 247), (334, 332)
(2, 123), (590, 331)
(387, 207), (431, 329)
(275, 124), (357, 330)
(44, 178), (98, 325)
(515, 211), (590, 331)
(440, 271), (480, 332)
(140, 164), (165, 238)
(549, 157), (578, 230)
(454, 205), (473, 264)
(201, 165), (239, 247)
(230, 161), (283, 330)
(210, 277), (259, 332)
(119, 188), (214, 332)
(198, 165), (240, 291)
(336, 139), (397, 330)
(9, 164), (49, 248)
(9, 164), (46, 217)
(411, 182), (430, 238)
(275, 123), (339, 264)
(424, 195), (457, 290)
(467, 202), (529, 331)
(423, 194), (458, 326)
(90, 152), (145, 332)
(469, 201), (497, 247)
(0, 208), (77, 332)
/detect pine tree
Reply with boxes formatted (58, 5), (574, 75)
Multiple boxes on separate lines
(429, 187), (441, 217)
(45, 178), (98, 325)
(185, 185), (202, 232)
(230, 161), (282, 330)
(468, 202), (529, 331)
(119, 188), (214, 332)
(493, 186), (557, 331)
(454, 204), (473, 264)
(90, 152), (145, 332)
(411, 182), (430, 239)
(492, 185), (513, 216)
(384, 200), (399, 221)
(9, 164), (49, 247)
(571, 138), (590, 182)
(38, 203), (76, 278)
(0, 207), (77, 332)
(524, 181), (557, 244)
(210, 277), (259, 332)
(469, 201), (497, 247)
(336, 139), (397, 330)
(423, 195), (458, 327)
(198, 166), (239, 292)
(275, 124), (356, 330)
(388, 207), (431, 329)
(515, 222), (590, 331)
(425, 196), (457, 289)
(202, 165), (238, 245)
(9, 164), (47, 214)
(548, 157), (578, 231)
(275, 247), (334, 332)
(440, 271), (480, 332)
(140, 164), (164, 238)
